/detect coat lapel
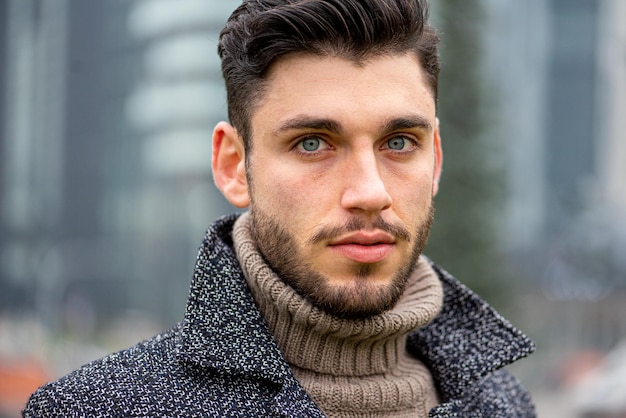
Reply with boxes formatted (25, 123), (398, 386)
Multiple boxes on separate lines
(408, 262), (535, 401)
(175, 215), (291, 385)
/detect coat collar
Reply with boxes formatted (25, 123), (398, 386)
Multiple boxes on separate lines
(177, 215), (534, 398)
(175, 214), (292, 386)
(408, 261), (535, 400)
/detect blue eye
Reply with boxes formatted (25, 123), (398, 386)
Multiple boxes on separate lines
(299, 137), (321, 151)
(387, 136), (407, 150)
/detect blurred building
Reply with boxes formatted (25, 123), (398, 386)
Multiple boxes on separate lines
(0, 0), (239, 337)
(486, 0), (626, 293)
(484, 1), (626, 414)
(598, 0), (626, 216)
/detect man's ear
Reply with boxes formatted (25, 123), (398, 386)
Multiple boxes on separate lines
(432, 117), (443, 196)
(212, 121), (250, 208)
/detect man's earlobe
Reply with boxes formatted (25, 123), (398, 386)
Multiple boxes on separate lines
(432, 117), (443, 196)
(212, 122), (250, 208)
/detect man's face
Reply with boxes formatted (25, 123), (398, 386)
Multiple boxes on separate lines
(228, 53), (442, 318)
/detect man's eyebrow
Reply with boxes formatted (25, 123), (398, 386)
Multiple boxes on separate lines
(274, 116), (342, 135)
(382, 115), (433, 133)
(273, 114), (432, 136)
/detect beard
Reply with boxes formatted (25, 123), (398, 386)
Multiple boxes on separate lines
(249, 204), (435, 319)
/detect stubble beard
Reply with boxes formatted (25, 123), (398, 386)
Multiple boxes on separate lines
(249, 204), (435, 319)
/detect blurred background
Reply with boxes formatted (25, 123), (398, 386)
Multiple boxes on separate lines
(0, 0), (625, 416)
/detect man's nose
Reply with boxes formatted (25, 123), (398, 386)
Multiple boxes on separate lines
(339, 149), (392, 214)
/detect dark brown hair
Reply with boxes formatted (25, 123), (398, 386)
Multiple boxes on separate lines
(218, 0), (440, 150)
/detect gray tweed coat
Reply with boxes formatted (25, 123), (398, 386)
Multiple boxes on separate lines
(24, 215), (536, 417)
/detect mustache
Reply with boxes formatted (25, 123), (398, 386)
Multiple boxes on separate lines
(307, 216), (411, 244)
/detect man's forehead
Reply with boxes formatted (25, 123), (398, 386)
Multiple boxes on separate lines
(259, 53), (433, 104)
(239, 52), (436, 147)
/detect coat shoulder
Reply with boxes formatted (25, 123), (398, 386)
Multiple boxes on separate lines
(23, 322), (280, 417)
(23, 325), (181, 417)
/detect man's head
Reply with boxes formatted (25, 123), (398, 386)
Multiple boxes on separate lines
(218, 0), (440, 151)
(212, 0), (443, 319)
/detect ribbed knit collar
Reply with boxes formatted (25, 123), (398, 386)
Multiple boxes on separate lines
(232, 212), (443, 376)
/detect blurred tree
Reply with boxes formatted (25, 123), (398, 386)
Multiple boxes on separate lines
(427, 0), (511, 309)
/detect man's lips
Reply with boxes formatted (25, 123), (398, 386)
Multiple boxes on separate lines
(328, 231), (396, 264)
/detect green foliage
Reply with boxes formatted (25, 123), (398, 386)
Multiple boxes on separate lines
(426, 0), (511, 309)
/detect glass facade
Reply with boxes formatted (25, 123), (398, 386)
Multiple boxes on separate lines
(0, 1), (240, 336)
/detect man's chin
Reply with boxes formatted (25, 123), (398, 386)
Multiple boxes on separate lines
(297, 277), (408, 319)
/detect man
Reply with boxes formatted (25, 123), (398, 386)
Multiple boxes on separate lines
(24, 0), (535, 416)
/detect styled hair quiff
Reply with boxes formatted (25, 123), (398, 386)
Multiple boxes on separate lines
(218, 0), (440, 150)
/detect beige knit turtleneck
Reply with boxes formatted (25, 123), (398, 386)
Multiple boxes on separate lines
(233, 213), (444, 418)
